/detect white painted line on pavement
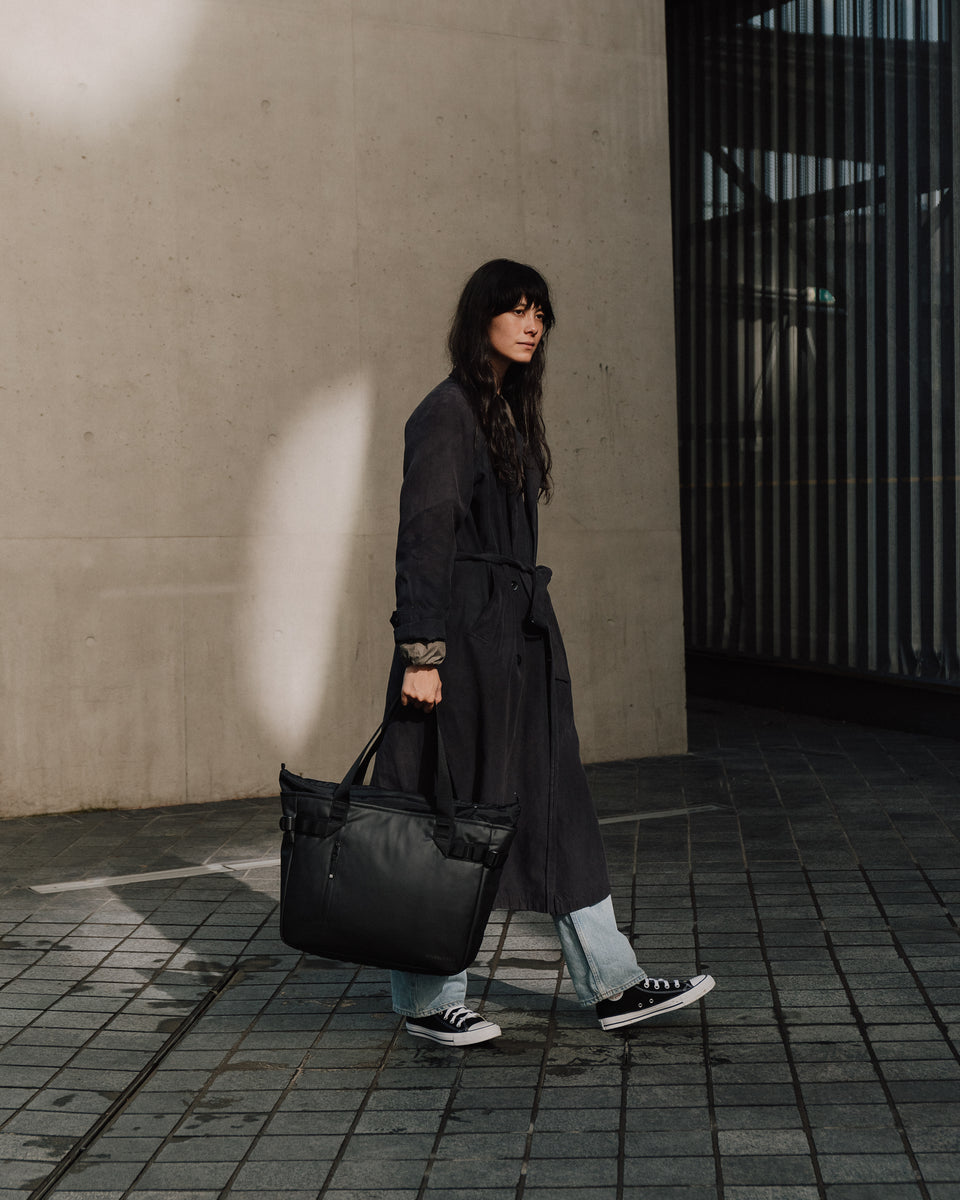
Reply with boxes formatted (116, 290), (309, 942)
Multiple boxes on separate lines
(29, 858), (282, 894)
(598, 804), (725, 824)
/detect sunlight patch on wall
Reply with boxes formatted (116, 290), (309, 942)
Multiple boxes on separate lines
(242, 373), (374, 751)
(0, 1), (202, 129)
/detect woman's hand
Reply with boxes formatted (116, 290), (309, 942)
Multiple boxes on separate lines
(401, 666), (443, 711)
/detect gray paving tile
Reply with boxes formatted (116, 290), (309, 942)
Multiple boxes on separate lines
(48, 1068), (138, 1091)
(723, 1189), (819, 1199)
(288, 1067), (379, 1090)
(325, 1160), (428, 1190)
(906, 1128), (960, 1152)
(153, 1134), (259, 1163)
(516, 1192), (619, 1200)
(274, 1087), (368, 1113)
(85, 1136), (167, 1162)
(622, 1155), (717, 1186)
(323, 1193), (422, 1200)
(812, 1127), (904, 1154)
(7, 1026), (91, 1049)
(822, 1187), (925, 1199)
(0, 1045), (75, 1071)
(240, 1131), (349, 1163)
(119, 1091), (195, 1115)
(881, 1058), (960, 1080)
(26, 1089), (119, 1114)
(799, 1081), (890, 1105)
(717, 1129), (811, 1155)
(0, 1131), (76, 1162)
(793, 1060), (881, 1082)
(111, 1193), (221, 1200)
(626, 1104), (714, 1131)
(49, 1161), (146, 1189)
(711, 1083), (799, 1105)
(818, 1154), (921, 1183)
(427, 1157), (528, 1188)
(710, 1062), (795, 1084)
(915, 1152), (960, 1181)
(624, 1128), (714, 1157)
(720, 1156), (817, 1186)
(0, 1159), (49, 1189)
(887, 1080), (960, 1102)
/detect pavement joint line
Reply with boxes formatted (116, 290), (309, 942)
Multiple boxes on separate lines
(598, 803), (726, 824)
(690, 872), (725, 1196)
(24, 963), (243, 1200)
(799, 861), (935, 1199)
(28, 858), (281, 894)
(214, 960), (364, 1199)
(492, 912), (563, 1200)
(740, 862), (830, 1198)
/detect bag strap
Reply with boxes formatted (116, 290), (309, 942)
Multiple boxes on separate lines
(328, 699), (456, 842)
(332, 698), (401, 801)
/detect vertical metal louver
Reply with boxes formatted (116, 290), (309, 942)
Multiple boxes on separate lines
(666, 0), (959, 683)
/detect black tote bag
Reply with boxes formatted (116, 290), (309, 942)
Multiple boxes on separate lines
(278, 710), (518, 975)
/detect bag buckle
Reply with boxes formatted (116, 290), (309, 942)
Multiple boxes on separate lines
(446, 838), (501, 869)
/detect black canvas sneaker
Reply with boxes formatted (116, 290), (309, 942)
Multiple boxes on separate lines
(405, 1005), (502, 1046)
(596, 974), (716, 1031)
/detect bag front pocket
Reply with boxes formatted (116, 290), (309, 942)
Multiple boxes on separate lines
(279, 827), (341, 951)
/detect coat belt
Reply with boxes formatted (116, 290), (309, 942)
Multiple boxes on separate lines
(454, 552), (554, 630)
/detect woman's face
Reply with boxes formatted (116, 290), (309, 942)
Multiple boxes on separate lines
(487, 298), (545, 381)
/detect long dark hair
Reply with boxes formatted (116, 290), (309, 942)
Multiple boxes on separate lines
(447, 259), (555, 500)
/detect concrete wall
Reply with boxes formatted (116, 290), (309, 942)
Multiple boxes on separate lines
(0, 0), (685, 819)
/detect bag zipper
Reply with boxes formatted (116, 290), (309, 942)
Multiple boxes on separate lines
(328, 839), (342, 879)
(312, 838), (342, 930)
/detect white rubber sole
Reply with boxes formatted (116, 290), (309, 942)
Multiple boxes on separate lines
(598, 974), (716, 1031)
(405, 1018), (502, 1046)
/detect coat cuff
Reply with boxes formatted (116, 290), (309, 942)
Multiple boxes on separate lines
(390, 609), (446, 645)
(399, 640), (446, 666)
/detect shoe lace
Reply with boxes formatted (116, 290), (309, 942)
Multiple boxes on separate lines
(441, 1005), (481, 1027)
(643, 978), (683, 991)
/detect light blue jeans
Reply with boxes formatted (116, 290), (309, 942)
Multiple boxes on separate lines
(391, 894), (647, 1016)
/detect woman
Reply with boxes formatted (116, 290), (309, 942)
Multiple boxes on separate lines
(373, 259), (714, 1045)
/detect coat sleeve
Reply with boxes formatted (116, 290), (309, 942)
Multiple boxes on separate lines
(391, 389), (476, 645)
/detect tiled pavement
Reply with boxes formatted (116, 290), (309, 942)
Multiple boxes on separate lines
(1, 697), (959, 1200)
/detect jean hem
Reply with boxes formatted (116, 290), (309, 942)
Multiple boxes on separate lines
(579, 971), (647, 1008)
(393, 1005), (451, 1019)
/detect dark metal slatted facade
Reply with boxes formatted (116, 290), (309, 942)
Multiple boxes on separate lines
(667, 0), (958, 684)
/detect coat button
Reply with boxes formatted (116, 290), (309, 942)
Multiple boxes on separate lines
(511, 580), (519, 591)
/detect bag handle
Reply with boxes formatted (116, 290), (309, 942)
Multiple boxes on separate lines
(342, 695), (404, 791)
(328, 699), (456, 844)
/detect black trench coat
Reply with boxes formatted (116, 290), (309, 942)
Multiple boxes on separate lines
(372, 376), (610, 915)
